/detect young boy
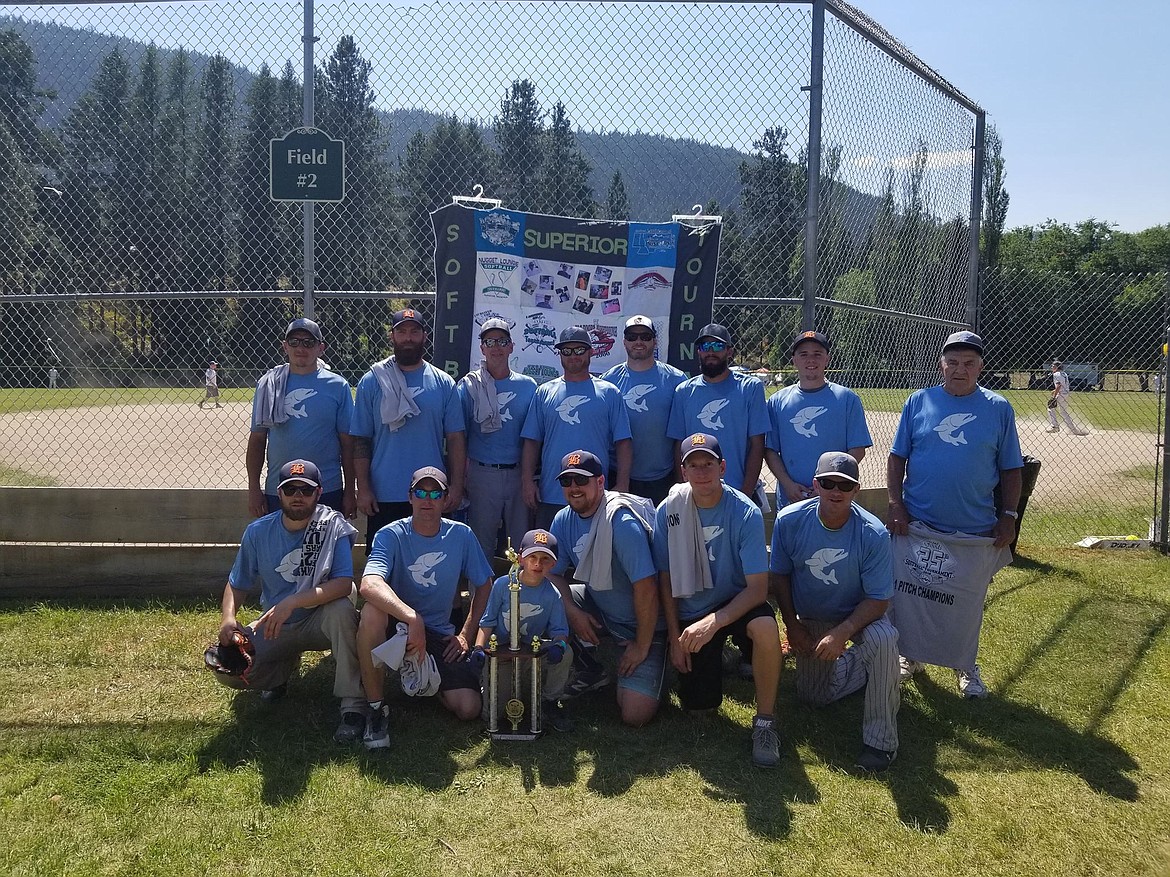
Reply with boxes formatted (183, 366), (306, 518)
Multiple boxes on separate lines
(471, 529), (574, 730)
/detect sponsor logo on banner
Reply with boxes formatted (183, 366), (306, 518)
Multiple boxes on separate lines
(474, 309), (512, 328)
(589, 325), (618, 357)
(479, 255), (518, 299)
(631, 229), (675, 257)
(523, 364), (560, 382)
(480, 213), (520, 249)
(630, 270), (671, 291)
(522, 313), (558, 352)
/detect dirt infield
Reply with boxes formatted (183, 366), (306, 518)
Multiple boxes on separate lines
(0, 401), (1159, 506)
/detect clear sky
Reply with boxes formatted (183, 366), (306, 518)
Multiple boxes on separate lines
(854, 0), (1169, 233)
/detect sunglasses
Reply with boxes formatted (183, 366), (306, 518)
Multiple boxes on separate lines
(558, 474), (593, 487)
(411, 487), (446, 500)
(482, 338), (512, 348)
(285, 337), (320, 348)
(624, 332), (654, 342)
(558, 346), (591, 357)
(279, 484), (316, 497)
(815, 477), (857, 492)
(697, 340), (727, 353)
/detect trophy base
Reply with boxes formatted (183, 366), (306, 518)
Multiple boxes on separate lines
(489, 730), (543, 742)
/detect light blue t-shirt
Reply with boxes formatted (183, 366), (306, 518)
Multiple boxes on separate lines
(251, 367), (355, 495)
(364, 519), (493, 634)
(551, 501), (661, 640)
(667, 372), (769, 491)
(769, 498), (892, 622)
(600, 360), (687, 480)
(520, 376), (632, 503)
(350, 362), (465, 503)
(457, 371), (538, 466)
(890, 384), (1025, 534)
(652, 486), (768, 621)
(766, 382), (872, 490)
(229, 511), (355, 622)
(479, 575), (570, 642)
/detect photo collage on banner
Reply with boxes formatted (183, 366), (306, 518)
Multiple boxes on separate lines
(432, 204), (721, 382)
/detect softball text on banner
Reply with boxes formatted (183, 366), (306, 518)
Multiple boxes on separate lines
(431, 204), (721, 382)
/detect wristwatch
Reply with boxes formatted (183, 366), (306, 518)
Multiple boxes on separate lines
(1001, 509), (1019, 519)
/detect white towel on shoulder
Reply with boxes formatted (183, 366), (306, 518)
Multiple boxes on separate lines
(573, 491), (655, 592)
(461, 365), (501, 433)
(662, 483), (715, 599)
(252, 364), (291, 429)
(371, 356), (420, 431)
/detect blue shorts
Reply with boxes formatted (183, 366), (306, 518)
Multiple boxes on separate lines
(571, 583), (666, 700)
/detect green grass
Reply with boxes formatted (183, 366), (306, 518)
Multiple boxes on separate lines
(0, 387), (253, 414)
(2, 545), (1169, 877)
(0, 463), (56, 486)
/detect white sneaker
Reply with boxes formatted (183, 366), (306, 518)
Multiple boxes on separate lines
(899, 656), (924, 682)
(1045, 427), (1059, 433)
(956, 665), (989, 699)
(1072, 430), (1090, 436)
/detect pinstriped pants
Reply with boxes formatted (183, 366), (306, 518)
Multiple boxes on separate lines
(794, 616), (900, 752)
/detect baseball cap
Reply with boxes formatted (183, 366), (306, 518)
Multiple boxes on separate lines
(680, 432), (723, 462)
(391, 308), (426, 330)
(696, 323), (732, 345)
(624, 315), (656, 336)
(557, 450), (604, 479)
(277, 459), (321, 490)
(410, 466), (448, 490)
(519, 528), (558, 560)
(285, 318), (324, 342)
(555, 326), (592, 350)
(209, 360), (218, 366)
(479, 318), (512, 339)
(813, 451), (860, 485)
(791, 330), (830, 354)
(942, 330), (984, 355)
(1052, 359), (1063, 367)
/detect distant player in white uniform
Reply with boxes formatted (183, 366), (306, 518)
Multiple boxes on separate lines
(1045, 360), (1089, 435)
(200, 361), (221, 408)
(770, 451), (899, 772)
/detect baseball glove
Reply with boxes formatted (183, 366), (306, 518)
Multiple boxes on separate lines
(204, 629), (255, 682)
(1046, 398), (1058, 410)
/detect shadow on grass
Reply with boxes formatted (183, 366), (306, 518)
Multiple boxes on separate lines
(985, 554), (1089, 611)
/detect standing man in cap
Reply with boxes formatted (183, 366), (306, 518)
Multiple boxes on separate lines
(770, 451), (899, 772)
(357, 466), (494, 748)
(200, 361), (221, 409)
(457, 318), (538, 559)
(600, 315), (687, 506)
(520, 325), (632, 530)
(667, 323), (769, 501)
(547, 449), (664, 727)
(1046, 360), (1090, 435)
(887, 330), (1023, 698)
(653, 433), (782, 767)
(765, 330), (873, 505)
(247, 318), (356, 519)
(214, 459), (366, 743)
(350, 308), (466, 550)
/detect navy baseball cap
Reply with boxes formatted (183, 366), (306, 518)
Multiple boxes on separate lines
(410, 466), (448, 490)
(681, 432), (723, 462)
(813, 451), (860, 485)
(696, 323), (732, 345)
(555, 326), (592, 350)
(791, 330), (830, 353)
(942, 330), (984, 355)
(557, 450), (604, 479)
(519, 528), (558, 560)
(391, 308), (426, 330)
(285, 318), (323, 342)
(277, 459), (321, 490)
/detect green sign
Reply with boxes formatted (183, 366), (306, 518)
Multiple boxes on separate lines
(270, 128), (345, 202)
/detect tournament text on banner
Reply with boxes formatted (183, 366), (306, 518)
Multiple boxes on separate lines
(431, 204), (722, 382)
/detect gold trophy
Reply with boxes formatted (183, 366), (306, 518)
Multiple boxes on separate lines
(485, 538), (544, 741)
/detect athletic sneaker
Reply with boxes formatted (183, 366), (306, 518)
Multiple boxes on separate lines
(260, 683), (287, 703)
(854, 744), (897, 772)
(363, 704), (391, 749)
(956, 665), (989, 699)
(898, 656), (924, 682)
(542, 699), (574, 733)
(1072, 430), (1090, 436)
(1045, 427), (1059, 433)
(561, 667), (611, 699)
(334, 710), (366, 744)
(751, 715), (780, 768)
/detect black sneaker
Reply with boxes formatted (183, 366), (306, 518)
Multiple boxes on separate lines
(854, 744), (897, 772)
(363, 704), (391, 750)
(333, 710), (366, 744)
(542, 699), (574, 732)
(260, 683), (287, 703)
(561, 667), (611, 699)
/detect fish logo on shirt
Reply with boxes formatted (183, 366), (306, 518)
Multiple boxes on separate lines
(806, 548), (849, 585)
(275, 548), (303, 583)
(283, 388), (317, 419)
(624, 384), (656, 412)
(516, 602), (543, 636)
(697, 398), (730, 430)
(557, 394), (589, 424)
(934, 413), (977, 446)
(497, 390), (516, 422)
(573, 533), (590, 560)
(409, 386), (425, 399)
(790, 405), (828, 438)
(702, 525), (724, 562)
(408, 551), (448, 588)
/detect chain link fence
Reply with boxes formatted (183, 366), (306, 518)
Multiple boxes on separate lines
(2, 0), (1163, 545)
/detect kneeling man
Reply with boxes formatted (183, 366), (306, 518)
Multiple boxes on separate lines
(770, 452), (899, 771)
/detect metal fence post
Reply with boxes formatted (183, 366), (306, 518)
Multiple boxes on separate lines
(302, 0), (317, 320)
(1160, 293), (1170, 553)
(965, 111), (986, 330)
(800, 0), (825, 332)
